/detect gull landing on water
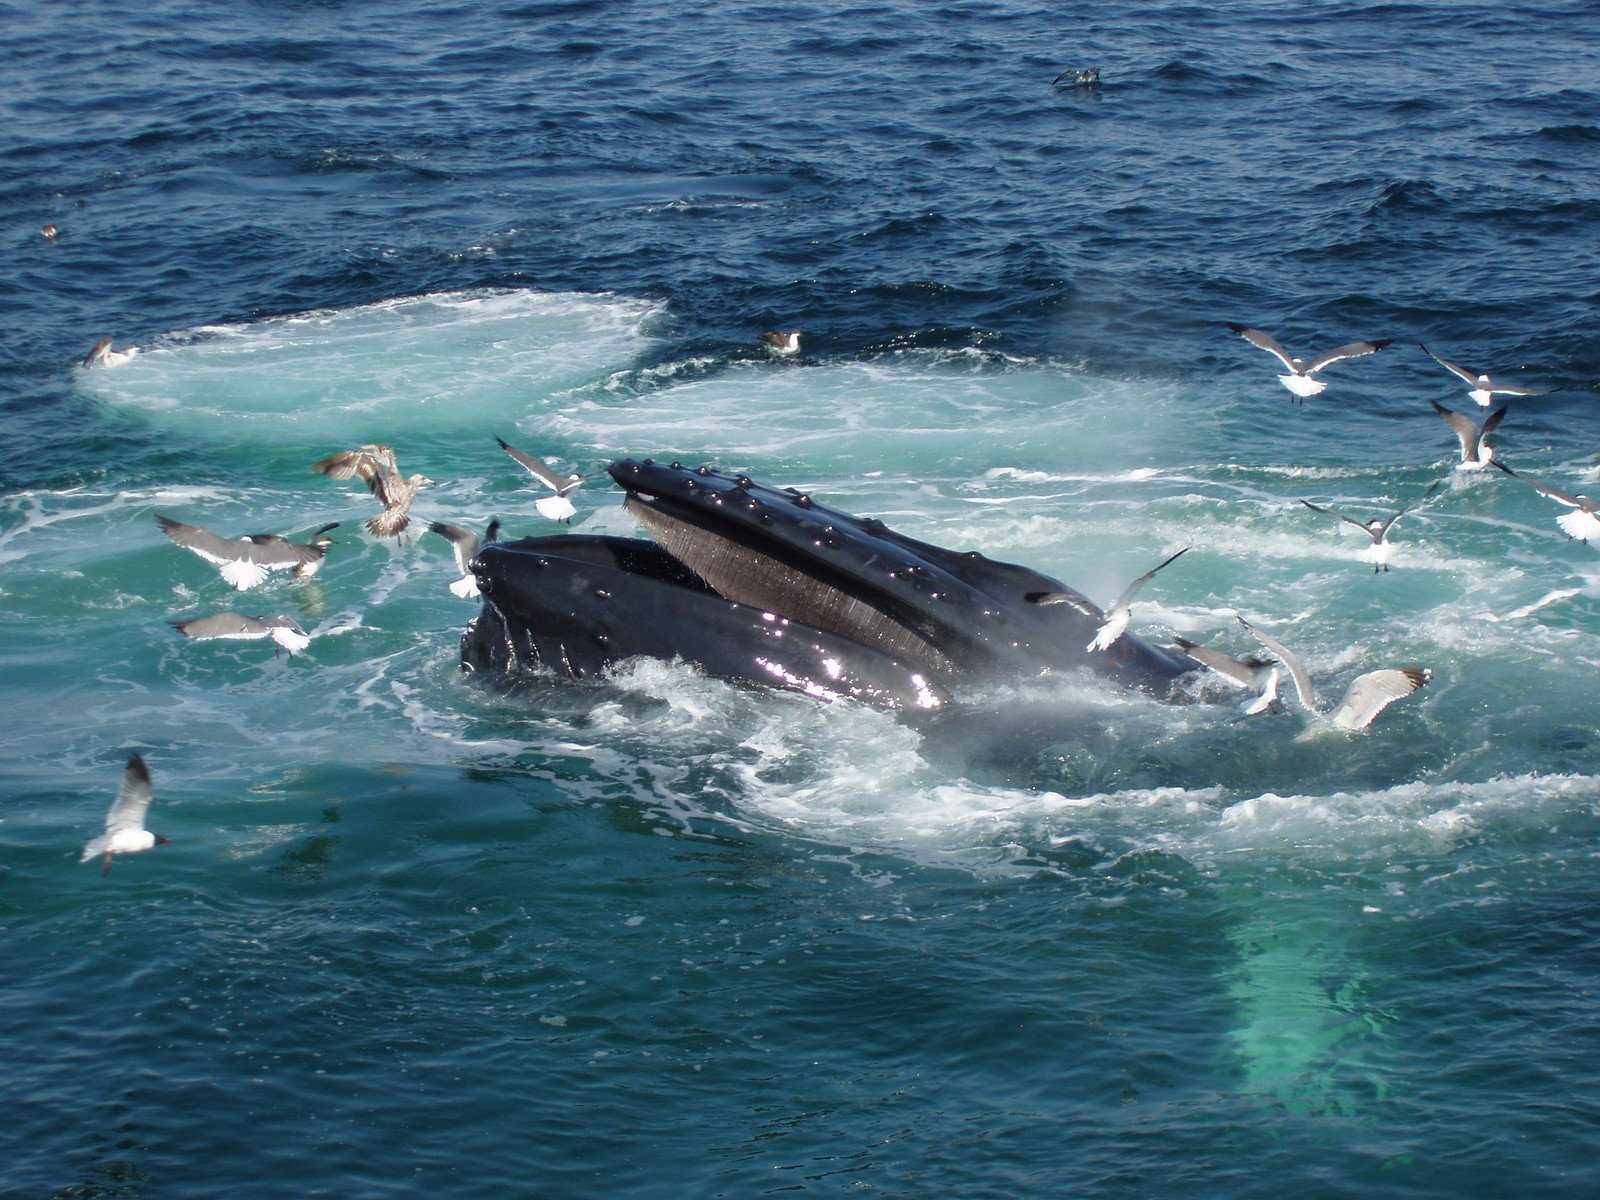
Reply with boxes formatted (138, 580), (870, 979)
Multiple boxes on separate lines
(1237, 616), (1430, 731)
(1493, 461), (1600, 544)
(1228, 325), (1391, 401)
(1432, 400), (1506, 471)
(1029, 546), (1190, 653)
(81, 753), (168, 876)
(311, 444), (434, 540)
(1300, 479), (1442, 573)
(1423, 345), (1546, 408)
(497, 437), (596, 523)
(760, 330), (801, 356)
(157, 515), (338, 590)
(171, 612), (311, 656)
(1173, 637), (1281, 715)
(429, 518), (501, 597)
(83, 337), (138, 368)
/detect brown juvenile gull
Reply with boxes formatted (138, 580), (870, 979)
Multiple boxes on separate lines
(1422, 345), (1546, 408)
(760, 330), (802, 356)
(1300, 479), (1442, 573)
(171, 612), (311, 656)
(156, 515), (338, 590)
(1237, 616), (1430, 731)
(1228, 325), (1391, 401)
(428, 518), (501, 597)
(1431, 400), (1506, 471)
(81, 753), (169, 877)
(1029, 546), (1190, 652)
(310, 444), (434, 539)
(496, 437), (596, 523)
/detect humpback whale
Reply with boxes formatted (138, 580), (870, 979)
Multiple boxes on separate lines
(461, 460), (1197, 709)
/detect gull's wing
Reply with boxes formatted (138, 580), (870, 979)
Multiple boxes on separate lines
(1300, 499), (1376, 538)
(172, 612), (275, 642)
(1237, 616), (1317, 713)
(1432, 401), (1488, 459)
(311, 445), (403, 507)
(428, 521), (481, 573)
(1229, 325), (1295, 372)
(1422, 344), (1479, 386)
(156, 516), (301, 568)
(1172, 637), (1274, 687)
(1495, 461), (1592, 511)
(83, 337), (113, 367)
(1107, 546), (1190, 616)
(1306, 339), (1391, 374)
(1027, 590), (1102, 618)
(1329, 667), (1430, 731)
(106, 753), (154, 836)
(1377, 478), (1445, 538)
(496, 437), (570, 493)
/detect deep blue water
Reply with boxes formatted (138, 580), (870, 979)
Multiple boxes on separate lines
(6, 2), (1600, 1196)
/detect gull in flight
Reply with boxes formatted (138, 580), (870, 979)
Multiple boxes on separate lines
(760, 330), (802, 356)
(1228, 325), (1391, 401)
(1173, 636), (1281, 714)
(171, 612), (311, 656)
(1029, 546), (1190, 652)
(1422, 345), (1546, 408)
(497, 437), (595, 523)
(81, 753), (169, 876)
(429, 518), (502, 597)
(311, 444), (434, 539)
(157, 515), (338, 590)
(1493, 461), (1600, 544)
(1300, 479), (1442, 572)
(1432, 400), (1506, 471)
(1237, 616), (1430, 731)
(83, 337), (138, 368)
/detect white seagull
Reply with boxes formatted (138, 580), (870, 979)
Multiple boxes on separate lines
(1493, 462), (1600, 544)
(1423, 345), (1546, 408)
(81, 753), (169, 876)
(1228, 325), (1391, 401)
(1029, 546), (1190, 652)
(171, 612), (311, 656)
(156, 515), (338, 590)
(1432, 400), (1506, 471)
(760, 330), (802, 356)
(1173, 636), (1281, 714)
(311, 444), (434, 539)
(1237, 616), (1430, 731)
(429, 518), (501, 597)
(83, 337), (138, 368)
(496, 437), (595, 523)
(1299, 479), (1442, 572)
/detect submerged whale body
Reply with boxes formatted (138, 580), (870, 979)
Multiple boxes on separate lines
(460, 459), (1196, 708)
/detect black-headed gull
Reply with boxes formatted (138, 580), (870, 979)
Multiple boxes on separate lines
(157, 515), (338, 590)
(1493, 461), (1600, 544)
(1030, 546), (1190, 652)
(81, 753), (168, 876)
(1173, 636), (1281, 714)
(1422, 345), (1545, 408)
(1228, 325), (1391, 401)
(1432, 401), (1506, 471)
(311, 444), (434, 539)
(428, 518), (501, 597)
(171, 612), (311, 656)
(1237, 616), (1430, 731)
(496, 437), (595, 523)
(1300, 479), (1442, 572)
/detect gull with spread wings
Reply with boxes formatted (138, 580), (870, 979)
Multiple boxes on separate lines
(1300, 479), (1442, 572)
(310, 444), (434, 539)
(81, 753), (169, 876)
(1237, 616), (1430, 731)
(1029, 547), (1190, 653)
(497, 437), (597, 523)
(1229, 324), (1391, 401)
(156, 515), (338, 590)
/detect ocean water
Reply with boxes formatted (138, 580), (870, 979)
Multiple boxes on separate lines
(5, 1), (1600, 1196)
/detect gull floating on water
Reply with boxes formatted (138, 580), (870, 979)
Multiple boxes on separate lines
(1493, 461), (1600, 544)
(1432, 400), (1506, 471)
(1052, 68), (1101, 88)
(1237, 616), (1430, 731)
(81, 753), (168, 876)
(171, 611), (311, 656)
(311, 444), (434, 539)
(82, 337), (138, 368)
(157, 515), (338, 590)
(429, 518), (501, 596)
(1300, 479), (1442, 572)
(1173, 636), (1280, 714)
(1228, 325), (1391, 401)
(1422, 345), (1546, 408)
(1029, 546), (1190, 652)
(496, 437), (595, 523)
(760, 330), (802, 356)
(40, 224), (58, 241)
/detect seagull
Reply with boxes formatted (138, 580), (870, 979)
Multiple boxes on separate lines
(496, 437), (595, 523)
(310, 444), (434, 539)
(171, 612), (311, 656)
(1422, 345), (1546, 408)
(1493, 461), (1600, 543)
(1228, 325), (1391, 401)
(1028, 546), (1190, 652)
(1052, 68), (1101, 87)
(1173, 636), (1281, 714)
(1237, 616), (1430, 731)
(82, 337), (138, 368)
(81, 753), (169, 876)
(760, 330), (802, 356)
(40, 224), (58, 241)
(428, 518), (501, 597)
(1432, 400), (1506, 471)
(156, 515), (338, 590)
(1299, 479), (1442, 572)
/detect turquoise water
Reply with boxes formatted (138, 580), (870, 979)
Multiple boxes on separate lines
(6, 2), (1600, 1196)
